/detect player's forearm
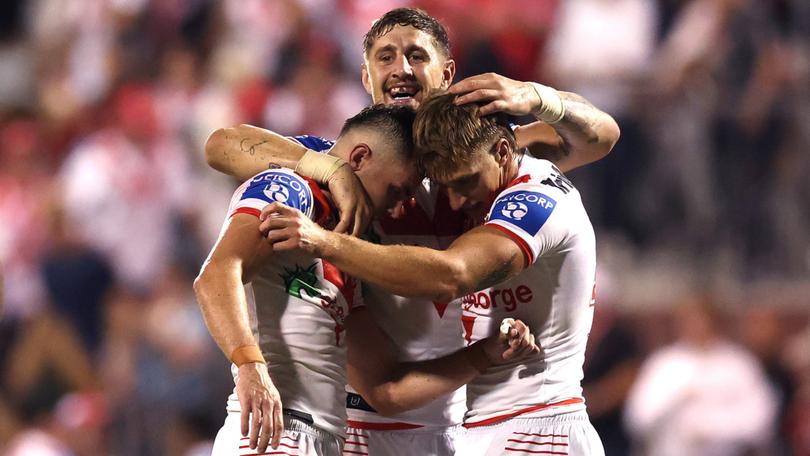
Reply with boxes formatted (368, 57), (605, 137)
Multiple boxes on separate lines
(552, 92), (620, 168)
(193, 262), (258, 360)
(205, 124), (308, 181)
(356, 342), (492, 416)
(319, 232), (467, 302)
(519, 92), (619, 172)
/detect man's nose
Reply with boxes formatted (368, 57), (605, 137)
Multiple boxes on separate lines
(388, 201), (406, 219)
(392, 54), (413, 77)
(447, 190), (467, 211)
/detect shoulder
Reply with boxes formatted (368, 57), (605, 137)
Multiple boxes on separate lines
(289, 135), (335, 152)
(231, 168), (316, 218)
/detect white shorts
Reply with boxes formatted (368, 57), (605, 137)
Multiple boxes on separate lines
(456, 411), (604, 456)
(213, 407), (343, 456)
(343, 425), (464, 456)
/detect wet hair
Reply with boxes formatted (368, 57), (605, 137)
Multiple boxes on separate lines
(339, 104), (416, 163)
(363, 8), (451, 58)
(413, 90), (515, 181)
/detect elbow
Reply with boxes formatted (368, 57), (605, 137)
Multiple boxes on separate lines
(204, 127), (231, 172)
(192, 270), (208, 301)
(362, 384), (409, 417)
(597, 116), (621, 159)
(431, 259), (469, 302)
(193, 264), (218, 303)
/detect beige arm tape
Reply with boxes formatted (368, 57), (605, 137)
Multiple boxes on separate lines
(528, 82), (566, 124)
(231, 344), (265, 366)
(295, 150), (347, 183)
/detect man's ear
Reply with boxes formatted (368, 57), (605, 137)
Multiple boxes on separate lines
(361, 62), (373, 96)
(494, 138), (511, 167)
(348, 143), (372, 172)
(440, 59), (456, 90)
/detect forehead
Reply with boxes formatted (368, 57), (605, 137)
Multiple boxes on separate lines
(432, 155), (485, 185)
(367, 25), (444, 57)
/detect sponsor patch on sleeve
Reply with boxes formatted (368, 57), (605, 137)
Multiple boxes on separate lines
(488, 190), (556, 236)
(290, 135), (334, 152)
(240, 170), (313, 215)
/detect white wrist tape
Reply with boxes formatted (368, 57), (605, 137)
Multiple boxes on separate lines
(295, 150), (347, 183)
(528, 82), (565, 124)
(500, 318), (516, 336)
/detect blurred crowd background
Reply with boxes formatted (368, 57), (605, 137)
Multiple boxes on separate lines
(0, 0), (808, 455)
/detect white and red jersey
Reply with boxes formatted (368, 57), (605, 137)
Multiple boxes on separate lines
(462, 155), (597, 427)
(226, 168), (363, 438)
(288, 135), (470, 430)
(347, 178), (470, 430)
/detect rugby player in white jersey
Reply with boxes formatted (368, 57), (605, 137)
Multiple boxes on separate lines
(204, 8), (617, 455)
(195, 104), (539, 456)
(259, 91), (606, 455)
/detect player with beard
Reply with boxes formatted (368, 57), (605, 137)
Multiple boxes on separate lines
(204, 8), (617, 456)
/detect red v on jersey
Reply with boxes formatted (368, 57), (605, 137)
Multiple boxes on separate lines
(432, 300), (449, 318)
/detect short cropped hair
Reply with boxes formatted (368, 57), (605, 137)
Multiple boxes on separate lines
(339, 104), (416, 163)
(413, 91), (515, 181)
(363, 8), (451, 58)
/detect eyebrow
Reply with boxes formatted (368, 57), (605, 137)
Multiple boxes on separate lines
(374, 44), (430, 57)
(447, 173), (477, 186)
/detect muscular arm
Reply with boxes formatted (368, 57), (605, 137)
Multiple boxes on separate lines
(324, 226), (524, 301)
(194, 213), (272, 358)
(515, 91), (620, 173)
(194, 213), (283, 452)
(346, 309), (482, 416)
(205, 125), (373, 235)
(346, 309), (536, 416)
(262, 203), (526, 302)
(449, 73), (620, 173)
(205, 124), (308, 181)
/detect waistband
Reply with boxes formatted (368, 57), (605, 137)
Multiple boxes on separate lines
(284, 412), (344, 444)
(464, 398), (585, 428)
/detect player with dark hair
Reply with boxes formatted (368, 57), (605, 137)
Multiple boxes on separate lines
(260, 92), (605, 455)
(203, 7), (618, 455)
(196, 104), (539, 455)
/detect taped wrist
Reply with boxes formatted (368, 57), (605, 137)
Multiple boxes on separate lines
(231, 344), (265, 366)
(295, 150), (347, 183)
(528, 82), (565, 124)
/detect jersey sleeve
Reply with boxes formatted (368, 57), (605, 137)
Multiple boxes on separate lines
(484, 184), (569, 265)
(289, 135), (335, 152)
(229, 169), (315, 219)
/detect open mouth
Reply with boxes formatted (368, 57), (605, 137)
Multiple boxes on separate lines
(387, 85), (420, 105)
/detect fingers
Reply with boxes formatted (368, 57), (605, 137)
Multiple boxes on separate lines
(334, 208), (353, 234)
(240, 397), (251, 437)
(503, 320), (539, 360)
(271, 397), (284, 450)
(249, 398), (261, 449)
(257, 399), (272, 453)
(259, 202), (295, 222)
(454, 88), (501, 106)
(477, 100), (509, 116)
(351, 204), (372, 237)
(447, 74), (497, 94)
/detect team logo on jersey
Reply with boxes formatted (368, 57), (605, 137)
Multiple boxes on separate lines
(489, 190), (557, 236)
(281, 263), (322, 300)
(501, 201), (529, 221)
(242, 170), (312, 215)
(280, 263), (348, 345)
(263, 182), (290, 203)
